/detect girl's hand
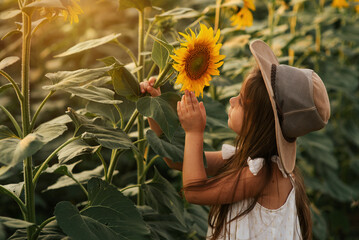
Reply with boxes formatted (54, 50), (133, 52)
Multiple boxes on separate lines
(177, 90), (206, 134)
(139, 77), (161, 97)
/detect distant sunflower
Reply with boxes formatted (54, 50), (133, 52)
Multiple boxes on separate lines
(230, 0), (256, 29)
(170, 24), (225, 97)
(62, 0), (84, 24)
(354, 0), (359, 12)
(332, 0), (349, 8)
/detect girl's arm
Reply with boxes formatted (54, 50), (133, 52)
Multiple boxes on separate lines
(178, 90), (264, 205)
(141, 79), (225, 176)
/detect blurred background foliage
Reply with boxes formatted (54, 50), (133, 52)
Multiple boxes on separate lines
(0, 0), (359, 239)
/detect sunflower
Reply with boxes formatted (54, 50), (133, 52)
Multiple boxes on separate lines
(170, 24), (225, 97)
(62, 0), (84, 24)
(230, 0), (256, 29)
(354, 0), (359, 12)
(332, 0), (349, 8)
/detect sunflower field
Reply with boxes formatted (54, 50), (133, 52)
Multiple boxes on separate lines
(0, 0), (358, 239)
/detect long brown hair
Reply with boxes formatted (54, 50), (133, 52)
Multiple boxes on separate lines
(206, 67), (312, 239)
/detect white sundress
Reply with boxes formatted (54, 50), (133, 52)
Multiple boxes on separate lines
(206, 144), (302, 240)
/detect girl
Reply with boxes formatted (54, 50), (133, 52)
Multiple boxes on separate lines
(140, 40), (330, 240)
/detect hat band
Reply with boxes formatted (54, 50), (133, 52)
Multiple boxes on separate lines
(270, 64), (296, 143)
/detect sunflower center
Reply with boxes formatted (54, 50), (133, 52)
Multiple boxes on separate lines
(185, 45), (210, 80)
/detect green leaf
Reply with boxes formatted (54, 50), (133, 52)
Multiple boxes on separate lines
(0, 9), (21, 20)
(142, 168), (186, 227)
(146, 130), (184, 163)
(0, 125), (17, 140)
(55, 33), (122, 58)
(12, 133), (46, 164)
(57, 139), (100, 164)
(0, 138), (19, 166)
(43, 66), (112, 91)
(155, 7), (199, 20)
(80, 124), (133, 150)
(100, 56), (140, 102)
(9, 221), (67, 240)
(0, 56), (20, 70)
(119, 0), (152, 10)
(65, 86), (123, 105)
(23, 0), (65, 9)
(184, 205), (208, 237)
(0, 83), (15, 94)
(33, 115), (70, 143)
(149, 34), (174, 56)
(55, 201), (123, 240)
(1, 182), (24, 198)
(86, 178), (151, 239)
(203, 95), (228, 128)
(137, 92), (180, 140)
(86, 101), (120, 125)
(0, 216), (35, 229)
(138, 206), (188, 240)
(151, 33), (169, 71)
(45, 164), (103, 191)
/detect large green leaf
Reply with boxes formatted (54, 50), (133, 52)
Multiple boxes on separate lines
(55, 201), (123, 240)
(9, 221), (68, 240)
(137, 92), (180, 140)
(203, 95), (228, 129)
(0, 56), (19, 70)
(44, 164), (103, 191)
(151, 33), (170, 71)
(57, 139), (100, 164)
(80, 124), (133, 150)
(55, 33), (122, 58)
(146, 129), (184, 163)
(86, 101), (120, 125)
(138, 206), (188, 240)
(184, 205), (208, 237)
(100, 56), (140, 102)
(119, 0), (152, 10)
(64, 86), (123, 105)
(142, 168), (186, 227)
(86, 178), (151, 239)
(43, 66), (112, 91)
(2, 115), (70, 166)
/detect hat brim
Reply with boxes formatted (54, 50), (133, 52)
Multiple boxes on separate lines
(249, 39), (296, 173)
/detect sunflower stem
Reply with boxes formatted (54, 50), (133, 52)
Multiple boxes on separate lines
(21, 9), (36, 239)
(153, 61), (173, 89)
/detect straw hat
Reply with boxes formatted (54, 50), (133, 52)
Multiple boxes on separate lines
(249, 39), (330, 173)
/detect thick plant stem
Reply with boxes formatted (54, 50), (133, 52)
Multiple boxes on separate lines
(107, 149), (118, 183)
(136, 153), (145, 205)
(21, 11), (35, 238)
(31, 216), (55, 240)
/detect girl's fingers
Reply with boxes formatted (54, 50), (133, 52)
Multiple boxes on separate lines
(190, 91), (199, 110)
(185, 90), (194, 111)
(181, 94), (188, 113)
(148, 77), (156, 85)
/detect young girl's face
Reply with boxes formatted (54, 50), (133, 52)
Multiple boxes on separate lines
(228, 93), (244, 135)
